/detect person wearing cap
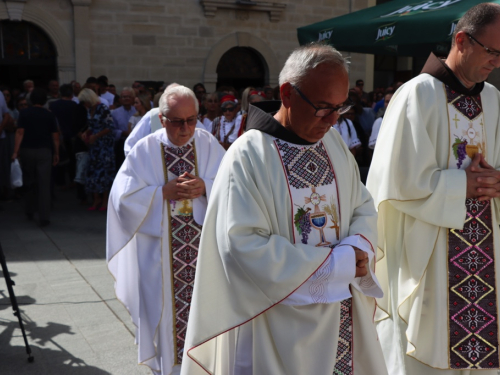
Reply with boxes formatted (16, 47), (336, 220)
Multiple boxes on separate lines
(210, 94), (241, 150)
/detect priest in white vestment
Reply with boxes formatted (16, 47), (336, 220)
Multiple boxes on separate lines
(367, 4), (500, 374)
(107, 86), (225, 375)
(182, 44), (387, 375)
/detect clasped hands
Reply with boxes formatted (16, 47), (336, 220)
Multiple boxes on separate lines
(466, 153), (500, 201)
(162, 172), (206, 201)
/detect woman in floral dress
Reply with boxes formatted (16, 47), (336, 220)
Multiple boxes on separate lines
(78, 88), (115, 211)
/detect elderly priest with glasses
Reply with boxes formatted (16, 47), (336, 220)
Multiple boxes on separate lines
(367, 3), (500, 375)
(181, 43), (387, 375)
(107, 85), (225, 375)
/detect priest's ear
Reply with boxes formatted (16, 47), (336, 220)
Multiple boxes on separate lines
(454, 31), (468, 52)
(280, 82), (293, 109)
(159, 114), (167, 128)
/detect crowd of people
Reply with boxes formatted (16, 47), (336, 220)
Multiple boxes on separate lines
(0, 70), (397, 225)
(3, 4), (500, 375)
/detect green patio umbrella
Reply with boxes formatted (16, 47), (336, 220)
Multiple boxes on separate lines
(297, 0), (500, 56)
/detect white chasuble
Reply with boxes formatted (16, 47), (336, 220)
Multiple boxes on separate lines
(445, 85), (499, 370)
(107, 128), (225, 375)
(181, 106), (387, 375)
(367, 62), (500, 374)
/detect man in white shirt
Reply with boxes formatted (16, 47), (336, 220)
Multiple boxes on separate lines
(111, 87), (136, 169)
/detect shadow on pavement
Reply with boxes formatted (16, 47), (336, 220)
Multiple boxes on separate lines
(0, 313), (110, 375)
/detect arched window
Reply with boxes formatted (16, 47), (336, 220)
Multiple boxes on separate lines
(216, 47), (267, 91)
(0, 21), (57, 90)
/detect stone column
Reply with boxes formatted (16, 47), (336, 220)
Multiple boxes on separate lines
(3, 0), (27, 21)
(71, 0), (92, 83)
(364, 0), (377, 92)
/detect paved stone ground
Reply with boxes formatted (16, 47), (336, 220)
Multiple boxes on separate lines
(0, 189), (151, 375)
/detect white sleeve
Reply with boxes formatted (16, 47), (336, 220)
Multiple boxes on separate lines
(196, 120), (206, 131)
(346, 119), (361, 149)
(281, 245), (356, 305)
(99, 97), (110, 108)
(369, 118), (383, 149)
(337, 235), (383, 298)
(228, 115), (242, 144)
(124, 115), (151, 156)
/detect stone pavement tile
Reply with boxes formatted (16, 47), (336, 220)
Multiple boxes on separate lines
(95, 346), (151, 374)
(0, 281), (47, 306)
(64, 301), (119, 328)
(78, 321), (135, 352)
(105, 298), (135, 332)
(0, 263), (44, 287)
(104, 298), (136, 334)
(54, 244), (99, 261)
(84, 238), (107, 254)
(1, 190), (155, 374)
(75, 261), (109, 277)
(82, 273), (117, 301)
(15, 229), (48, 242)
(67, 258), (108, 270)
(35, 260), (79, 279)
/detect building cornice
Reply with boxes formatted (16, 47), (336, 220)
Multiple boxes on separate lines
(71, 0), (92, 6)
(200, 0), (286, 22)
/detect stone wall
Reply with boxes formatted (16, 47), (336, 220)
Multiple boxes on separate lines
(1, 0), (370, 92)
(86, 0), (369, 91)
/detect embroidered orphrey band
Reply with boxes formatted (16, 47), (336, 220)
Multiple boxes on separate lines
(445, 85), (499, 369)
(162, 142), (200, 364)
(334, 298), (353, 375)
(448, 200), (499, 369)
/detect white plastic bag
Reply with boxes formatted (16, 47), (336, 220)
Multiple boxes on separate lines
(74, 152), (89, 184)
(11, 159), (23, 188)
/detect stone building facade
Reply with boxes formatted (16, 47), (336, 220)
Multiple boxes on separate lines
(0, 0), (374, 93)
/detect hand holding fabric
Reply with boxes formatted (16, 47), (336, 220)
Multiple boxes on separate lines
(353, 247), (369, 277)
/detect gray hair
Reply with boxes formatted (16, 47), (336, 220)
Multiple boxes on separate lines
(23, 79), (34, 87)
(159, 85), (199, 117)
(279, 43), (349, 88)
(453, 3), (500, 46)
(121, 87), (136, 97)
(164, 82), (179, 93)
(78, 88), (100, 107)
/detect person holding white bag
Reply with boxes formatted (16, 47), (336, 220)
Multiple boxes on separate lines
(12, 88), (59, 227)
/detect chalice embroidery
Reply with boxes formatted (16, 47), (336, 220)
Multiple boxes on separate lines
(305, 187), (331, 247)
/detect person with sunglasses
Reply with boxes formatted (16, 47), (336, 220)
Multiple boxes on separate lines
(367, 3), (500, 375)
(107, 85), (225, 375)
(210, 94), (241, 150)
(182, 43), (386, 375)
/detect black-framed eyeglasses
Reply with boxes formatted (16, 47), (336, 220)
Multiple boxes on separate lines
(466, 33), (500, 58)
(221, 106), (236, 112)
(292, 85), (352, 117)
(164, 116), (197, 127)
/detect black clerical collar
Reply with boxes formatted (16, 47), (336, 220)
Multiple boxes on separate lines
(245, 104), (316, 145)
(420, 53), (484, 96)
